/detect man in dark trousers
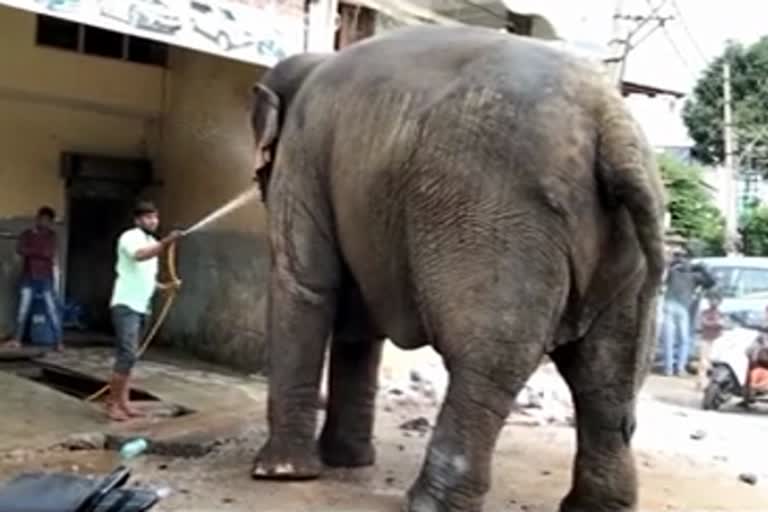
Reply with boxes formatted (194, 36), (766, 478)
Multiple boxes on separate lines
(4, 206), (61, 350)
(661, 248), (716, 376)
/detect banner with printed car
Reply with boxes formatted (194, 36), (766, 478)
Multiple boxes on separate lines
(0, 0), (305, 67)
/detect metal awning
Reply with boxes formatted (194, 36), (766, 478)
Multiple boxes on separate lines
(350, 0), (464, 25)
(622, 81), (685, 99)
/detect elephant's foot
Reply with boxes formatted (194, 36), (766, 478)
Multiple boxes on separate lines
(318, 431), (375, 468)
(558, 466), (636, 512)
(403, 478), (482, 512)
(559, 492), (635, 512)
(251, 437), (322, 480)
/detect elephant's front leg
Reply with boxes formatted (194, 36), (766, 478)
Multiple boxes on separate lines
(319, 335), (384, 467)
(252, 199), (340, 480)
(319, 285), (384, 468)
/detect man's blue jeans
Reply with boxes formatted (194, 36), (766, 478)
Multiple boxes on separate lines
(14, 278), (61, 343)
(662, 300), (691, 376)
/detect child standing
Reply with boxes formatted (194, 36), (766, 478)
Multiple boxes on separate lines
(698, 293), (724, 389)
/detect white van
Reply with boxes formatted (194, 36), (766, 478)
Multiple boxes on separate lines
(695, 256), (768, 321)
(655, 256), (768, 368)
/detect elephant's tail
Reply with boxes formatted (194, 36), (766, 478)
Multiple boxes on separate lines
(596, 97), (666, 287)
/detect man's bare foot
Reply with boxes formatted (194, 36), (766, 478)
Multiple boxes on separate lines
(55, 343), (64, 352)
(2, 340), (21, 349)
(121, 402), (146, 418)
(107, 404), (129, 422)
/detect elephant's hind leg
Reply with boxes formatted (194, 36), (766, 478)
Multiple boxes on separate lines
(551, 278), (654, 512)
(405, 294), (565, 511)
(405, 350), (543, 512)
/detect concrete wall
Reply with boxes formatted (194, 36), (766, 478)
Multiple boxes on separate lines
(152, 48), (270, 372)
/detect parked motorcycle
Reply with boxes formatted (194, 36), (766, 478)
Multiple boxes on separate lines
(702, 312), (768, 411)
(0, 466), (160, 512)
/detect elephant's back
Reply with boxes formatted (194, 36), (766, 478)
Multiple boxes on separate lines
(311, 25), (607, 110)
(302, 27), (615, 347)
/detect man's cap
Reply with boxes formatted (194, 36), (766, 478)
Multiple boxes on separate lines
(133, 200), (158, 216)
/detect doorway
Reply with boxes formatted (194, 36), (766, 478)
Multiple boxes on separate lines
(61, 153), (153, 334)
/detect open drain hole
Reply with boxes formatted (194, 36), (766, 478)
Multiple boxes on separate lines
(12, 363), (194, 417)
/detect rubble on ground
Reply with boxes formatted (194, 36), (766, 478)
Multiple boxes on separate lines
(379, 356), (575, 427)
(399, 417), (430, 435)
(739, 473), (758, 486)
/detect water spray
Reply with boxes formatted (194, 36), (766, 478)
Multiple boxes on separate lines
(182, 185), (261, 236)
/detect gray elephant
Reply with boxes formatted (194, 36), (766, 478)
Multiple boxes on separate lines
(247, 25), (665, 512)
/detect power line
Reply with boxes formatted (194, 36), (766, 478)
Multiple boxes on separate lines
(669, 0), (709, 65)
(642, 0), (697, 78)
(607, 0), (675, 84)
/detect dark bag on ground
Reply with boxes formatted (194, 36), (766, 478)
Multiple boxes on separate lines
(0, 466), (158, 512)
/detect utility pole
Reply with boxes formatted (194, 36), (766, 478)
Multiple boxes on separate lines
(722, 61), (739, 254)
(605, 1), (674, 86)
(605, 0), (626, 83)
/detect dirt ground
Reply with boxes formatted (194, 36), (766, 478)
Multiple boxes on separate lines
(0, 345), (767, 511)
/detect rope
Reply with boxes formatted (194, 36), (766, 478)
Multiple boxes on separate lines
(85, 241), (180, 403)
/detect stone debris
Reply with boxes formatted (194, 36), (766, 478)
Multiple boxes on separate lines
(380, 350), (575, 428)
(739, 473), (758, 486)
(690, 429), (707, 441)
(399, 417), (430, 434)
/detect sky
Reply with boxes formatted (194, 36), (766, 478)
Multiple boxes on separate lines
(512, 0), (767, 147)
(620, 0), (767, 147)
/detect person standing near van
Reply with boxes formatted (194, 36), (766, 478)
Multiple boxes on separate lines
(697, 292), (724, 388)
(662, 249), (716, 377)
(107, 201), (182, 421)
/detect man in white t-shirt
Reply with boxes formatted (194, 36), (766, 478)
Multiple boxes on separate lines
(108, 200), (182, 421)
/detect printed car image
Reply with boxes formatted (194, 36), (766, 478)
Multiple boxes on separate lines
(256, 37), (287, 61)
(35, 0), (81, 13)
(190, 1), (255, 51)
(99, 0), (183, 34)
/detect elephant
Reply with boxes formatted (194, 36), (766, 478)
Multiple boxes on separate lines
(247, 25), (666, 512)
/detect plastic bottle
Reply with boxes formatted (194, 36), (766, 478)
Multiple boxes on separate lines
(119, 438), (148, 460)
(155, 487), (173, 499)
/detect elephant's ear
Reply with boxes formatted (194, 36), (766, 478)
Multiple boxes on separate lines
(251, 83), (281, 150)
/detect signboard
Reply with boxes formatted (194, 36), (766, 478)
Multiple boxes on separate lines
(0, 0), (306, 67)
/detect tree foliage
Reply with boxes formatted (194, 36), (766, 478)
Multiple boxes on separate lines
(739, 203), (768, 256)
(658, 154), (725, 256)
(682, 37), (768, 173)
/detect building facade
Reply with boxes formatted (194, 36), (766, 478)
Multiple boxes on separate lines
(0, 0), (337, 370)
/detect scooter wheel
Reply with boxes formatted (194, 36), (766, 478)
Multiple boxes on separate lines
(702, 381), (725, 411)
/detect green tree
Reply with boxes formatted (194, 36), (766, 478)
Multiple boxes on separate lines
(739, 203), (768, 256)
(658, 154), (725, 256)
(682, 37), (768, 173)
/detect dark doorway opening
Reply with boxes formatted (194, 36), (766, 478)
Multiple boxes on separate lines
(61, 154), (154, 334)
(66, 197), (134, 332)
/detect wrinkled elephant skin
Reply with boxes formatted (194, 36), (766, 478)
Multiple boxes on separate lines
(247, 26), (665, 512)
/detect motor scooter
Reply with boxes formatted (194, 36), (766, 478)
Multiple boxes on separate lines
(702, 313), (768, 411)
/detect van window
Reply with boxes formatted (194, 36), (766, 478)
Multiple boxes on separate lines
(708, 266), (738, 298)
(740, 268), (768, 296)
